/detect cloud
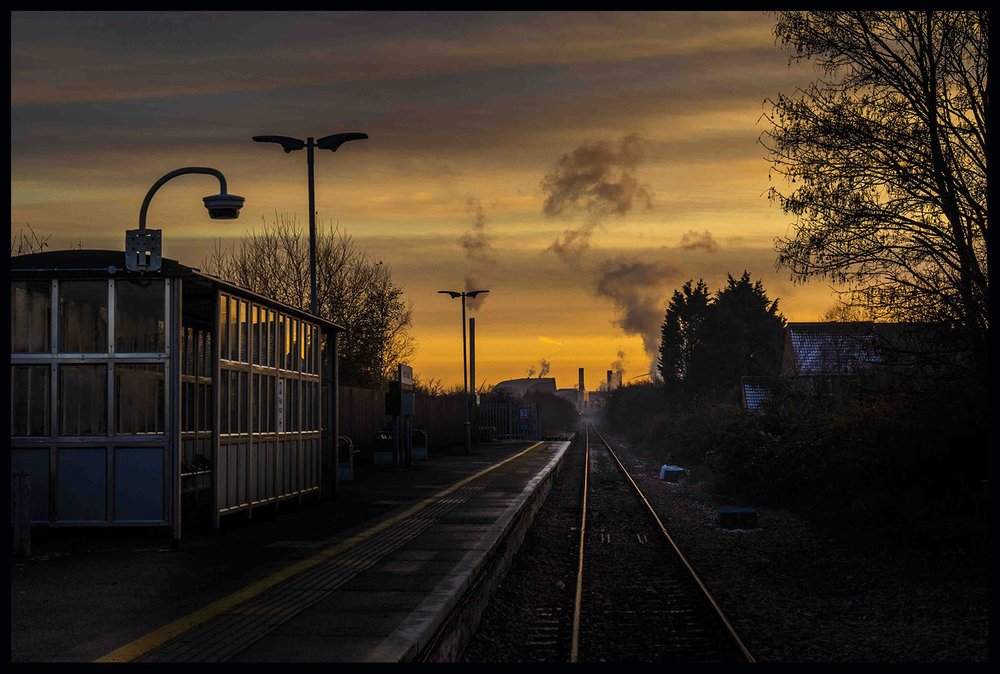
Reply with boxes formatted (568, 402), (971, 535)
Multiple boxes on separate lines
(678, 229), (719, 253)
(538, 335), (564, 346)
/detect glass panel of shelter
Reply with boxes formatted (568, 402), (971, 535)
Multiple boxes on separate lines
(10, 280), (51, 353)
(10, 277), (172, 525)
(213, 291), (326, 515)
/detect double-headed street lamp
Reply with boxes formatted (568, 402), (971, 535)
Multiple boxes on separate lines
(126, 166), (244, 273)
(253, 132), (368, 316)
(438, 289), (489, 454)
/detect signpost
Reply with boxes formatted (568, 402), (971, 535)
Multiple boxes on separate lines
(386, 364), (415, 467)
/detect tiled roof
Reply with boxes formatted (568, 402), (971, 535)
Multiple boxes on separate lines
(785, 322), (881, 376)
(741, 377), (774, 410)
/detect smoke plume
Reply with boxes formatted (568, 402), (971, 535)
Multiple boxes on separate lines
(461, 196), (497, 266)
(525, 358), (551, 379)
(465, 274), (489, 311)
(541, 133), (653, 263)
(678, 229), (719, 254)
(539, 134), (667, 379)
(595, 257), (678, 376)
(461, 196), (497, 310)
(610, 348), (626, 379)
(538, 358), (551, 378)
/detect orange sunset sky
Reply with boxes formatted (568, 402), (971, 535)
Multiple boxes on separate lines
(11, 11), (845, 391)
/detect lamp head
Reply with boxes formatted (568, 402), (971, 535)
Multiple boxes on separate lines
(316, 132), (368, 152)
(438, 290), (462, 299)
(465, 289), (490, 298)
(252, 135), (306, 153)
(203, 192), (245, 219)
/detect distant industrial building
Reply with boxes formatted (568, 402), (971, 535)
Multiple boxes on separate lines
(491, 377), (557, 398)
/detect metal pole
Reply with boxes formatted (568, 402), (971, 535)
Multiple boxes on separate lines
(469, 316), (476, 444)
(469, 316), (476, 400)
(462, 293), (470, 454)
(307, 137), (318, 316)
(138, 167), (229, 233)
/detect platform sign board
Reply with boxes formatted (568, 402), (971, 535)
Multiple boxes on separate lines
(399, 364), (413, 391)
(387, 364), (415, 416)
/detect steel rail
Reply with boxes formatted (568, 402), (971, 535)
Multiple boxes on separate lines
(569, 427), (590, 662)
(588, 424), (756, 664)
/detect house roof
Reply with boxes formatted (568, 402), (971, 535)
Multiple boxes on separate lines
(741, 376), (778, 410)
(781, 321), (954, 377)
(782, 322), (881, 376)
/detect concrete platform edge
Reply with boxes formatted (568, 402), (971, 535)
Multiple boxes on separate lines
(365, 439), (573, 662)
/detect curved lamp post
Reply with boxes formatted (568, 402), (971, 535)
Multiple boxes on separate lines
(438, 289), (489, 454)
(126, 166), (244, 273)
(253, 132), (368, 316)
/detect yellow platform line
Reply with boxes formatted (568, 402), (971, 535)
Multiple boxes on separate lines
(95, 441), (545, 663)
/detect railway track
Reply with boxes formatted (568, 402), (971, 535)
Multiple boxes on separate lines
(462, 425), (754, 663)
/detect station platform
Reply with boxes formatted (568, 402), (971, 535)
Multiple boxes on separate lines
(11, 438), (573, 663)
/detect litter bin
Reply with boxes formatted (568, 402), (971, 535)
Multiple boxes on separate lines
(411, 429), (428, 461)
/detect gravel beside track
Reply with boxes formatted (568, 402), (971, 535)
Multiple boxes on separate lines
(462, 429), (989, 663)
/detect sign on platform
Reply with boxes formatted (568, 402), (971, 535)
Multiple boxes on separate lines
(399, 364), (414, 391)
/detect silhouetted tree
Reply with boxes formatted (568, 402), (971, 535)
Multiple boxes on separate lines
(657, 279), (710, 385)
(10, 223), (50, 256)
(687, 272), (786, 396)
(205, 214), (415, 387)
(760, 11), (988, 377)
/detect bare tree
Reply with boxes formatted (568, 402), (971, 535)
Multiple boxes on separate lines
(204, 214), (416, 387)
(10, 223), (51, 256)
(760, 11), (988, 371)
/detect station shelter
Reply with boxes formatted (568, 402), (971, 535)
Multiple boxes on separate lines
(10, 250), (344, 541)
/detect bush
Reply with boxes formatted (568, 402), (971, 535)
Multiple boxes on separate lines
(603, 376), (987, 543)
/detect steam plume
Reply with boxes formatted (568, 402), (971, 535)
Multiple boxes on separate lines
(610, 348), (626, 379)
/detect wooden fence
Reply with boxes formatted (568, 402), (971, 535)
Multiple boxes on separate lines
(338, 385), (466, 453)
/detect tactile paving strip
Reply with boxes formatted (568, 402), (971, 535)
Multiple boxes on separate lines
(138, 459), (529, 662)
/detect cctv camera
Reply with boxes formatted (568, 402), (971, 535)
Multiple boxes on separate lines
(203, 193), (245, 220)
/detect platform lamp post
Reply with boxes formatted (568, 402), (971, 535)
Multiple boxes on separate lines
(124, 166), (244, 546)
(126, 167), (245, 273)
(438, 289), (489, 454)
(252, 132), (368, 316)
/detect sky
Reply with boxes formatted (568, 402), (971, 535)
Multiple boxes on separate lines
(10, 10), (843, 392)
